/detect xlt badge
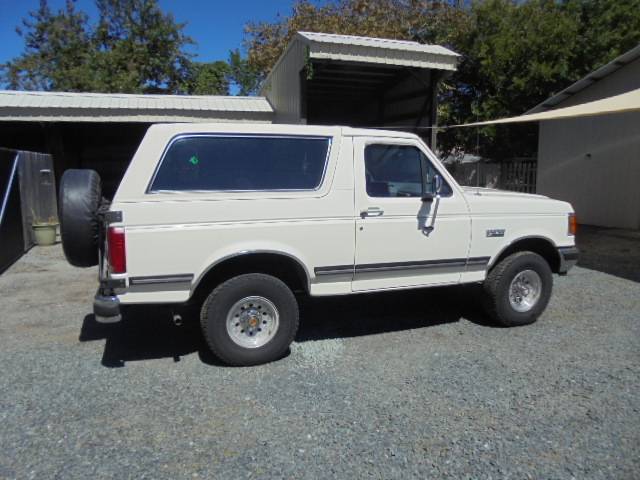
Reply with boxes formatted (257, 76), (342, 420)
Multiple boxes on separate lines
(486, 229), (505, 238)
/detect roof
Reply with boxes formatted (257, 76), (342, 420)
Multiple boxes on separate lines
(528, 44), (640, 113)
(295, 31), (459, 71)
(145, 122), (419, 140)
(0, 90), (274, 123)
(297, 31), (459, 57)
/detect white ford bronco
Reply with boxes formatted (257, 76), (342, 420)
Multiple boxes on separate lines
(59, 123), (578, 365)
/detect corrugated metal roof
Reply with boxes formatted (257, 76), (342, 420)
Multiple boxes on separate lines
(297, 31), (460, 57)
(528, 43), (640, 113)
(0, 90), (274, 112)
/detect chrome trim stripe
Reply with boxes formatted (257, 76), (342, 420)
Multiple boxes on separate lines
(466, 256), (492, 266)
(314, 265), (353, 276)
(129, 274), (194, 286)
(315, 257), (491, 276)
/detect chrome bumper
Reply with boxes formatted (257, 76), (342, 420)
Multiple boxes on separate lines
(94, 289), (121, 323)
(558, 246), (579, 274)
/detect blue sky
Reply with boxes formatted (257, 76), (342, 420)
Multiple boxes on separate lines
(0, 0), (303, 65)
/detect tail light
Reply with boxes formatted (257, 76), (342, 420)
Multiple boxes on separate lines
(107, 226), (127, 274)
(568, 213), (577, 236)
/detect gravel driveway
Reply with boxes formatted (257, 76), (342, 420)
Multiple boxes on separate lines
(0, 240), (638, 479)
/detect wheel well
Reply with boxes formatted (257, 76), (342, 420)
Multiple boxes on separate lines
(190, 253), (309, 304)
(491, 237), (560, 273)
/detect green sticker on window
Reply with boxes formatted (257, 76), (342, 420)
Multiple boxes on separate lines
(189, 155), (199, 165)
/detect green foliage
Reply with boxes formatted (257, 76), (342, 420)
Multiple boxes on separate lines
(184, 61), (230, 95)
(2, 0), (199, 94)
(2, 0), (93, 91)
(433, 0), (640, 159)
(90, 0), (194, 93)
(227, 49), (262, 96)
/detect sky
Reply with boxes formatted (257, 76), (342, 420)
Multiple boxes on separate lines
(0, 0), (301, 66)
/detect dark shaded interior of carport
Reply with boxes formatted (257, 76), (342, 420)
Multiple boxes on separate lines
(0, 121), (149, 198)
(301, 59), (441, 146)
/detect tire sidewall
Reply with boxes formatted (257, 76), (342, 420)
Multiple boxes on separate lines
(59, 169), (102, 267)
(495, 253), (553, 326)
(202, 274), (299, 365)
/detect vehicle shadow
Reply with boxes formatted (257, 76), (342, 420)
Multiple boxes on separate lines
(79, 285), (493, 368)
(575, 225), (640, 283)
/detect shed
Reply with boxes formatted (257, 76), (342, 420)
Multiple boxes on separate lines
(262, 31), (459, 146)
(531, 44), (640, 230)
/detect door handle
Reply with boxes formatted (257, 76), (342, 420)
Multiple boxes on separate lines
(361, 207), (384, 218)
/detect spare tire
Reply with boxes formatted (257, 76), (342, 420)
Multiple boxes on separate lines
(59, 169), (102, 267)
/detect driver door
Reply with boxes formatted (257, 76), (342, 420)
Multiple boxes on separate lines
(352, 137), (471, 292)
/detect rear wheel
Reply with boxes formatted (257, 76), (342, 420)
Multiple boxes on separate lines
(482, 251), (553, 327)
(200, 273), (299, 366)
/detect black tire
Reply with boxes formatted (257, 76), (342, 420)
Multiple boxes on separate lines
(59, 169), (102, 267)
(482, 251), (553, 327)
(200, 273), (299, 366)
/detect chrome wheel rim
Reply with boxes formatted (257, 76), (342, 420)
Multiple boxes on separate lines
(226, 296), (279, 349)
(508, 269), (542, 313)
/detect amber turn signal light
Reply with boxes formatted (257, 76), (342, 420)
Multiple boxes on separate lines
(568, 213), (577, 236)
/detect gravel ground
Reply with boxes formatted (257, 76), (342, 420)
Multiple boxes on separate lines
(0, 238), (639, 479)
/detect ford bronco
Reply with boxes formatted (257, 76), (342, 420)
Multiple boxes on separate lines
(58, 123), (578, 365)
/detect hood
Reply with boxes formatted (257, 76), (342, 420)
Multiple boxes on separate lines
(461, 186), (573, 215)
(461, 186), (549, 200)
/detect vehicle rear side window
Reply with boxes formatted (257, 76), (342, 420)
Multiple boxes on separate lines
(149, 135), (331, 192)
(364, 144), (452, 198)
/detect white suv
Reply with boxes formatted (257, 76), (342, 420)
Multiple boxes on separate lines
(58, 123), (578, 365)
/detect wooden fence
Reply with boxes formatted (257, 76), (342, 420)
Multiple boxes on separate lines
(446, 158), (537, 194)
(499, 158), (537, 193)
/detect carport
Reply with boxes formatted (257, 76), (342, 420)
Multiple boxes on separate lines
(261, 32), (460, 147)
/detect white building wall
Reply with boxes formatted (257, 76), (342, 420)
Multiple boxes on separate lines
(537, 59), (640, 229)
(261, 41), (308, 124)
(538, 111), (640, 229)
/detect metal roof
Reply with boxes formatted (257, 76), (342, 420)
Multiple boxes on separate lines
(297, 31), (459, 57)
(528, 43), (640, 113)
(0, 90), (274, 123)
(294, 31), (459, 71)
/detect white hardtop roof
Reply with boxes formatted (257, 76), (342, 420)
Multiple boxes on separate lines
(0, 90), (273, 112)
(147, 122), (419, 139)
(528, 43), (640, 113)
(297, 31), (460, 57)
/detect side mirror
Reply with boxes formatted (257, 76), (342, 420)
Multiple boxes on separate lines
(421, 175), (443, 203)
(433, 174), (443, 195)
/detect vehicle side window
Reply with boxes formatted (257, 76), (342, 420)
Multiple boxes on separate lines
(150, 135), (331, 192)
(364, 144), (451, 198)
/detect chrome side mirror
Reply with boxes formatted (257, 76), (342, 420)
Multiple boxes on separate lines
(423, 175), (443, 236)
(433, 174), (443, 196)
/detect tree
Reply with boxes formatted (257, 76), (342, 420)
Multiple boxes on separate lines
(184, 61), (230, 95)
(430, 0), (581, 159)
(2, 0), (93, 91)
(227, 49), (262, 96)
(91, 0), (193, 93)
(243, 0), (429, 78)
(2, 0), (196, 94)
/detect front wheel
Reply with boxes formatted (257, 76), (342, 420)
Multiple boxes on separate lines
(200, 273), (299, 366)
(482, 251), (553, 327)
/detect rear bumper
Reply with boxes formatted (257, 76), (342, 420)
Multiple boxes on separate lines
(558, 246), (579, 274)
(94, 290), (121, 323)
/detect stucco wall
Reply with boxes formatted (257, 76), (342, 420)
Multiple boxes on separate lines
(537, 59), (640, 229)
